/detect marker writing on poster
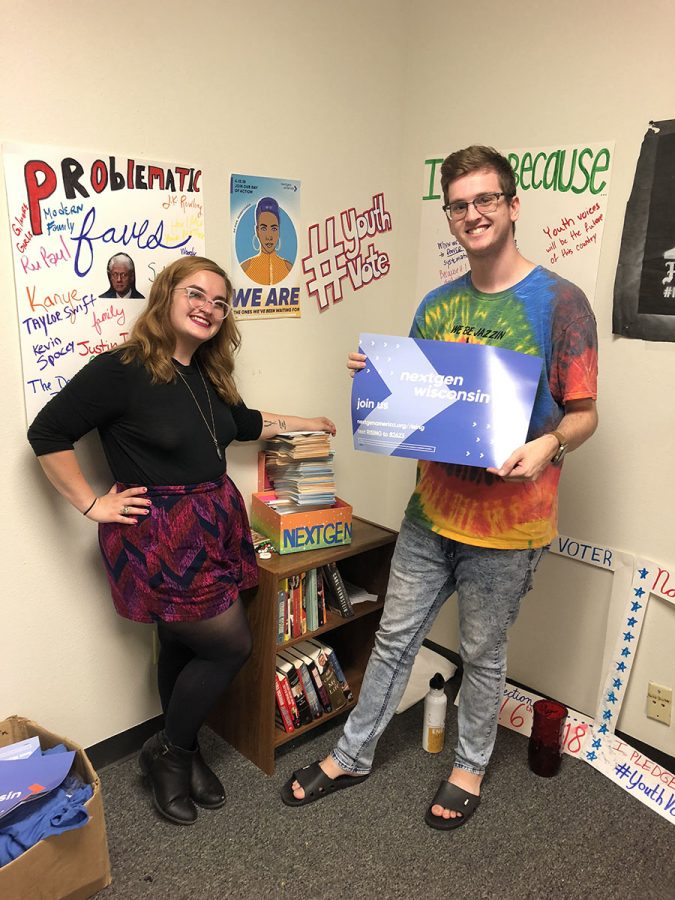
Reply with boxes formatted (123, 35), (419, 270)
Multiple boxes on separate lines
(21, 235), (72, 274)
(651, 564), (675, 603)
(27, 374), (71, 397)
(421, 147), (611, 201)
(162, 194), (204, 217)
(542, 202), (604, 265)
(77, 334), (129, 357)
(23, 157), (202, 236)
(32, 336), (76, 372)
(71, 207), (192, 276)
(553, 535), (614, 568)
(92, 303), (125, 335)
(613, 763), (675, 816)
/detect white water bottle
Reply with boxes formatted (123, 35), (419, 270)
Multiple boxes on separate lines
(422, 673), (447, 753)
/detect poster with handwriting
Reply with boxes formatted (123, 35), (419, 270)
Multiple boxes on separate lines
(230, 173), (301, 320)
(3, 142), (206, 422)
(416, 142), (613, 306)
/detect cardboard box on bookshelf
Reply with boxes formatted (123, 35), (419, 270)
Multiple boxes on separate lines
(251, 492), (353, 555)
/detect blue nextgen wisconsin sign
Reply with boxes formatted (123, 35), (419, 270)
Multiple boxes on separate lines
(351, 334), (542, 469)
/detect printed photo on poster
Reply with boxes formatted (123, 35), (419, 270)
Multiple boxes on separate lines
(613, 119), (675, 342)
(3, 142), (206, 422)
(230, 174), (301, 320)
(417, 142), (613, 307)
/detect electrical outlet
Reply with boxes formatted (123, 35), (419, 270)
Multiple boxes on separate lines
(647, 682), (672, 725)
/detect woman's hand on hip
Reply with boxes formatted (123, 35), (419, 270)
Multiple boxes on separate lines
(86, 484), (152, 523)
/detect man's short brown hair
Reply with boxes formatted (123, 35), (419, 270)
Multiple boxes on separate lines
(440, 146), (516, 204)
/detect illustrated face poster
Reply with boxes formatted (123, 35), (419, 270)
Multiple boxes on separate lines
(416, 142), (613, 307)
(230, 173), (301, 320)
(3, 142), (206, 421)
(613, 119), (675, 341)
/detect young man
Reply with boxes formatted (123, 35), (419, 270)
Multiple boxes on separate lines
(281, 146), (598, 829)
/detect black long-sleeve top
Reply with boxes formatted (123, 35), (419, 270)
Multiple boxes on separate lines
(27, 352), (263, 485)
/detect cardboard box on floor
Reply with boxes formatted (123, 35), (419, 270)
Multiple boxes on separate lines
(0, 716), (111, 900)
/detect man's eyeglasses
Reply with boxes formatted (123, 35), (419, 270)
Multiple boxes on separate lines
(442, 192), (514, 222)
(175, 287), (231, 320)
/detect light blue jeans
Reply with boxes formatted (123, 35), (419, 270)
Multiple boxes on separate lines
(331, 517), (547, 776)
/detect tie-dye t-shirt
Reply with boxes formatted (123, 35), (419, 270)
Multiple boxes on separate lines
(404, 266), (598, 550)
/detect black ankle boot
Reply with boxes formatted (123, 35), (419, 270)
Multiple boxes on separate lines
(190, 745), (226, 809)
(138, 732), (197, 825)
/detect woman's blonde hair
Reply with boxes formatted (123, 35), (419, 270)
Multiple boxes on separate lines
(119, 256), (242, 404)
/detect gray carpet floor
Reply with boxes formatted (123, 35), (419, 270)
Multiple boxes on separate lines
(98, 701), (675, 900)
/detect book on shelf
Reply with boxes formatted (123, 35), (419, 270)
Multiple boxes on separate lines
(277, 568), (328, 645)
(296, 639), (347, 711)
(313, 639), (353, 702)
(287, 645), (332, 713)
(278, 649), (322, 719)
(304, 568), (318, 632)
(321, 561), (354, 618)
(277, 578), (288, 644)
(288, 573), (304, 639)
(275, 665), (300, 729)
(317, 570), (327, 626)
(274, 671), (295, 733)
(276, 655), (313, 726)
(300, 571), (308, 635)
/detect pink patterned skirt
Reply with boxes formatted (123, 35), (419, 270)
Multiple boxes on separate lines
(98, 475), (258, 623)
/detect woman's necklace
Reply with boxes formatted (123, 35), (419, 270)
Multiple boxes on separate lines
(174, 360), (222, 460)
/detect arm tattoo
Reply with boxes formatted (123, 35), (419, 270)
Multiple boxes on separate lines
(263, 417), (287, 430)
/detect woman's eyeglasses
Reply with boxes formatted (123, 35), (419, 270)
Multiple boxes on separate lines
(175, 287), (231, 320)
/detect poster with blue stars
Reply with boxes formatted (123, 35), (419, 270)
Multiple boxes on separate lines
(583, 558), (675, 823)
(351, 333), (542, 468)
(497, 539), (675, 823)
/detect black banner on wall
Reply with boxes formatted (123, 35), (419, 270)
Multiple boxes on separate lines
(613, 119), (675, 341)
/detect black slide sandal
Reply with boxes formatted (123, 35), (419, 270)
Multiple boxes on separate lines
(281, 761), (369, 807)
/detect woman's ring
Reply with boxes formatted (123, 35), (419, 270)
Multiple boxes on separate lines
(122, 505), (130, 515)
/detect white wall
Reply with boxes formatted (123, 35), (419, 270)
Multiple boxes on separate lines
(1, 0), (673, 757)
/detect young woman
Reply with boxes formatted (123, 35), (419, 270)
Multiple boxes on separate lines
(28, 256), (335, 825)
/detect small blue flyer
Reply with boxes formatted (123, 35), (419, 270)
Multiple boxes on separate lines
(351, 333), (543, 469)
(0, 749), (76, 819)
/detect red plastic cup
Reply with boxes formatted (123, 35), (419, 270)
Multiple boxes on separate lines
(528, 699), (567, 777)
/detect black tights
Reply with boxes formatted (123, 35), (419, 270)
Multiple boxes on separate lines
(156, 598), (252, 750)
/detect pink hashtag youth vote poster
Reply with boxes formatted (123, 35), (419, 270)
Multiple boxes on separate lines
(3, 142), (206, 422)
(416, 142), (614, 307)
(230, 174), (301, 320)
(352, 333), (542, 469)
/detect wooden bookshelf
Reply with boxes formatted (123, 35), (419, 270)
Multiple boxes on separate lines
(208, 517), (397, 774)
